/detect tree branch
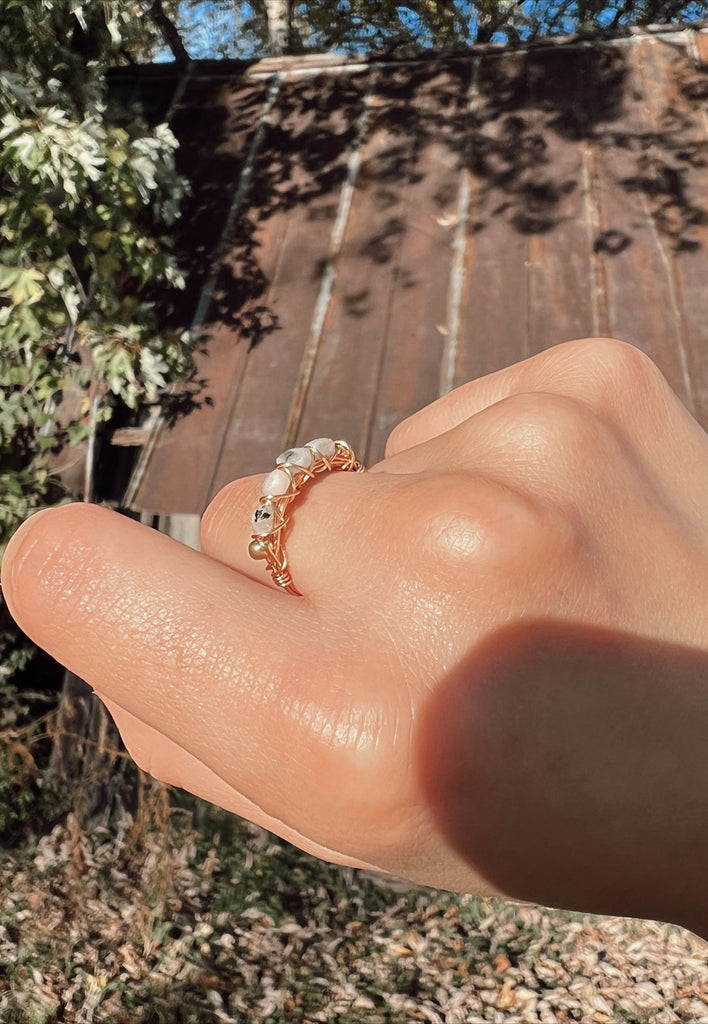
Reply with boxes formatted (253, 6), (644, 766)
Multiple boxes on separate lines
(264, 0), (291, 56)
(145, 0), (191, 62)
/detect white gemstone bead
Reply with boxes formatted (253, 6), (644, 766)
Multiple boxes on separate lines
(251, 501), (276, 536)
(276, 446), (313, 469)
(306, 437), (336, 459)
(262, 468), (291, 496)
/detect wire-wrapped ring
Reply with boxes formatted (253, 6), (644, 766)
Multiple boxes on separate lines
(249, 438), (365, 595)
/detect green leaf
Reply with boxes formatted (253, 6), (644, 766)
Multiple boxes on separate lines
(31, 203), (53, 225)
(106, 146), (127, 167)
(91, 229), (112, 251)
(96, 252), (122, 279)
(0, 266), (44, 305)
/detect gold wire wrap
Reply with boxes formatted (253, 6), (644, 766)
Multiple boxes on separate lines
(249, 440), (365, 595)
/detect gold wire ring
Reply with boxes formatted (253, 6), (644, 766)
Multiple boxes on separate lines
(249, 438), (365, 595)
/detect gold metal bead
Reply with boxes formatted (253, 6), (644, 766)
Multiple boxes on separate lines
(248, 538), (268, 559)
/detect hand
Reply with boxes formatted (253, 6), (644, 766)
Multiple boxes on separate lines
(4, 338), (708, 935)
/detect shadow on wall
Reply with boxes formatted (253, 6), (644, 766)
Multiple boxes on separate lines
(109, 37), (708, 426)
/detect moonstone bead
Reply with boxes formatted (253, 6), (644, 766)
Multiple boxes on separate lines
(276, 446), (313, 469)
(262, 468), (291, 496)
(251, 501), (276, 536)
(306, 437), (336, 458)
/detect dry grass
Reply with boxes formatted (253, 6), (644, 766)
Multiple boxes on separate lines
(1, 784), (708, 1024)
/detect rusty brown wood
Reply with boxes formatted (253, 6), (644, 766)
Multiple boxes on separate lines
(286, 71), (404, 459)
(207, 70), (372, 497)
(121, 27), (708, 517)
(456, 49), (533, 387)
(591, 36), (694, 408)
(697, 28), (708, 66)
(277, 69), (379, 454)
(295, 63), (473, 463)
(524, 46), (606, 351)
(128, 74), (276, 514)
(650, 31), (708, 429)
(364, 62), (479, 462)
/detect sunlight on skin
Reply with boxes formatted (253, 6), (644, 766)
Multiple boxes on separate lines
(4, 338), (708, 938)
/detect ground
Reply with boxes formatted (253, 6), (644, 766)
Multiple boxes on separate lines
(1, 784), (707, 1024)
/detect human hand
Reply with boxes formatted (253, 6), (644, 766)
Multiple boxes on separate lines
(3, 338), (708, 935)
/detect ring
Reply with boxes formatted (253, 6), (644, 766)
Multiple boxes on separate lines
(249, 438), (365, 595)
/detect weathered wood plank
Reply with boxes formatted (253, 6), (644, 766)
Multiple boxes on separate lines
(130, 75), (275, 515)
(524, 46), (606, 351)
(368, 62), (477, 460)
(209, 70), (371, 495)
(297, 63), (472, 463)
(121, 29), (708, 517)
(456, 50), (532, 387)
(645, 34), (708, 428)
(591, 36), (693, 406)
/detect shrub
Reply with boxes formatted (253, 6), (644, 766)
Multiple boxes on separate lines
(0, 2), (195, 690)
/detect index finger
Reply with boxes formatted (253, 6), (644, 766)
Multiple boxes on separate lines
(0, 502), (387, 836)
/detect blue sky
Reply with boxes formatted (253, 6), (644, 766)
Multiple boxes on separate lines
(151, 1), (707, 61)
(152, 0), (498, 61)
(153, 1), (247, 61)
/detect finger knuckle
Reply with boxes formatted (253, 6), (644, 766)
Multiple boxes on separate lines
(397, 472), (552, 574)
(499, 390), (605, 462)
(398, 473), (489, 561)
(549, 337), (665, 398)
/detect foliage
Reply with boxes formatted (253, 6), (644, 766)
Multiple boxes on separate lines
(154, 0), (707, 62)
(283, 0), (707, 51)
(0, 0), (193, 687)
(0, 699), (70, 844)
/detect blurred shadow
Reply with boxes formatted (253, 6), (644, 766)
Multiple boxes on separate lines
(416, 619), (708, 937)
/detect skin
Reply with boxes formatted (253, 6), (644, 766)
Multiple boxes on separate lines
(3, 336), (708, 938)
